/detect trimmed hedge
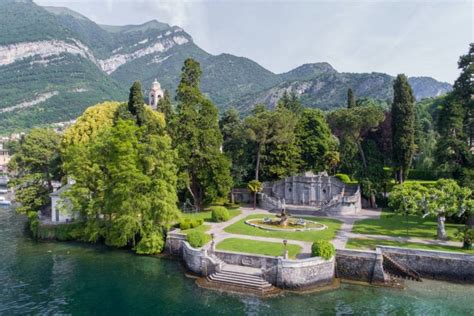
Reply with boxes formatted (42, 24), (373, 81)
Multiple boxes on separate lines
(211, 206), (230, 222)
(311, 240), (335, 260)
(335, 173), (351, 183)
(186, 231), (210, 248)
(179, 218), (203, 230)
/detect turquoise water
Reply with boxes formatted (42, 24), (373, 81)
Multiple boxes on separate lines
(1, 205), (473, 315)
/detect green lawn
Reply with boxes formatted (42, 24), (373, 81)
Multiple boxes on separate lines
(346, 238), (474, 254)
(352, 211), (464, 240)
(183, 224), (211, 234)
(181, 208), (241, 222)
(216, 238), (302, 259)
(223, 214), (342, 242)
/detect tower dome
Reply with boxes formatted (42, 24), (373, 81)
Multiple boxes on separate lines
(148, 78), (164, 110)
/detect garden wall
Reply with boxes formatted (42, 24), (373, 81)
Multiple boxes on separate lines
(335, 249), (386, 283)
(379, 246), (474, 282)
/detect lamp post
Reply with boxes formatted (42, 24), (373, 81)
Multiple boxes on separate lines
(283, 239), (288, 259)
(211, 233), (215, 252)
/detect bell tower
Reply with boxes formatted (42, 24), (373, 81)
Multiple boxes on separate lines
(148, 78), (164, 110)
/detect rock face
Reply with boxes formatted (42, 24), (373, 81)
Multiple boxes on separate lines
(0, 1), (452, 132)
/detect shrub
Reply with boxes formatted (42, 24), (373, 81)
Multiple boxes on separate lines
(311, 240), (335, 260)
(335, 173), (351, 184)
(180, 218), (203, 230)
(186, 231), (210, 248)
(134, 232), (165, 255)
(211, 206), (230, 222)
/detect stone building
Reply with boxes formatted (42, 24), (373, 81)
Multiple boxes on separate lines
(50, 178), (76, 223)
(260, 171), (361, 215)
(148, 79), (164, 110)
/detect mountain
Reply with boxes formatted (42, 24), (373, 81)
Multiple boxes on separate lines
(0, 1), (452, 132)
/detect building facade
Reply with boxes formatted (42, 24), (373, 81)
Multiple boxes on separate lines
(148, 79), (164, 110)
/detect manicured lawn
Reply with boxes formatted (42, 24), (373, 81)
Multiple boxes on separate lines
(183, 224), (211, 234)
(181, 208), (241, 222)
(352, 211), (464, 240)
(223, 214), (342, 242)
(346, 238), (474, 254)
(216, 238), (302, 259)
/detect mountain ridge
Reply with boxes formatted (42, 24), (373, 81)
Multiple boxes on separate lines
(0, 2), (452, 132)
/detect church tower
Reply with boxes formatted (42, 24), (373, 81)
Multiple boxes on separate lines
(148, 79), (164, 110)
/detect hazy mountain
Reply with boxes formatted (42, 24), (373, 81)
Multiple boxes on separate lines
(0, 1), (452, 132)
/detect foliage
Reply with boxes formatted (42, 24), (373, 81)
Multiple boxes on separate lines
(347, 88), (356, 108)
(335, 173), (351, 183)
(134, 231), (165, 255)
(455, 227), (474, 250)
(173, 58), (232, 210)
(179, 218), (203, 230)
(388, 180), (472, 240)
(211, 206), (230, 222)
(62, 101), (121, 147)
(391, 74), (416, 182)
(311, 240), (335, 260)
(128, 81), (146, 126)
(62, 98), (179, 253)
(186, 231), (210, 248)
(9, 128), (62, 216)
(295, 108), (336, 172)
(277, 91), (303, 115)
(216, 238), (301, 259)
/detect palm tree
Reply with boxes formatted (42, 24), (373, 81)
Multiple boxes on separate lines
(247, 180), (263, 209)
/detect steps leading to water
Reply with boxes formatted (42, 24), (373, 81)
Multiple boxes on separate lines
(198, 262), (280, 296)
(383, 254), (422, 282)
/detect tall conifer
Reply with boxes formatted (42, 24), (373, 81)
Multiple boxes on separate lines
(347, 88), (356, 108)
(391, 74), (416, 183)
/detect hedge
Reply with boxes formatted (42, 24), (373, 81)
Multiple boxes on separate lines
(179, 218), (204, 230)
(311, 240), (335, 260)
(211, 206), (230, 222)
(186, 231), (210, 248)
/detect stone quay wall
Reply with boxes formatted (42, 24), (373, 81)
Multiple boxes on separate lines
(379, 246), (474, 282)
(165, 232), (335, 289)
(335, 249), (387, 283)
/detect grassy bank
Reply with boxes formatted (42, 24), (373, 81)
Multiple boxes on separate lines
(216, 238), (302, 259)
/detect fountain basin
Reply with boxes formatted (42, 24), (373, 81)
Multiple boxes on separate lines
(245, 217), (327, 232)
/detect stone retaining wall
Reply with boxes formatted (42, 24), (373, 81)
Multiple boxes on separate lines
(277, 256), (335, 288)
(335, 249), (386, 283)
(379, 246), (474, 282)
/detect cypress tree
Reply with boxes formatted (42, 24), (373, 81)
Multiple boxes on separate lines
(391, 74), (416, 183)
(128, 81), (146, 126)
(157, 90), (174, 131)
(347, 88), (356, 108)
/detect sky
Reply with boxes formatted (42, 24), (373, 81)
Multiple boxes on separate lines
(35, 0), (473, 83)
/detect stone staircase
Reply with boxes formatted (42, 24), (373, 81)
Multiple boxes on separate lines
(383, 254), (422, 282)
(197, 260), (280, 296)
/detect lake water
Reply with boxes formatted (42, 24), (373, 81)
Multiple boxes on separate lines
(1, 205), (473, 315)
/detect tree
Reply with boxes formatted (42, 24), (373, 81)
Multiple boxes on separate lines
(8, 128), (62, 235)
(328, 106), (384, 174)
(62, 107), (180, 254)
(247, 180), (262, 209)
(173, 58), (232, 210)
(391, 74), (416, 183)
(62, 101), (121, 147)
(277, 91), (303, 115)
(219, 107), (251, 185)
(128, 81), (146, 126)
(244, 105), (274, 181)
(324, 151), (340, 175)
(389, 179), (472, 240)
(295, 108), (336, 172)
(157, 90), (174, 123)
(347, 88), (356, 108)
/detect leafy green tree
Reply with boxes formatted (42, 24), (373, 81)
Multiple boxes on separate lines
(219, 107), (251, 185)
(391, 74), (416, 183)
(389, 179), (472, 240)
(324, 151), (340, 175)
(247, 179), (262, 209)
(347, 88), (356, 108)
(128, 81), (146, 126)
(173, 58), (232, 210)
(8, 128), (62, 235)
(295, 108), (336, 172)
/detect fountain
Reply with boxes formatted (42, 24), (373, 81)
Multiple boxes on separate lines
(245, 198), (327, 232)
